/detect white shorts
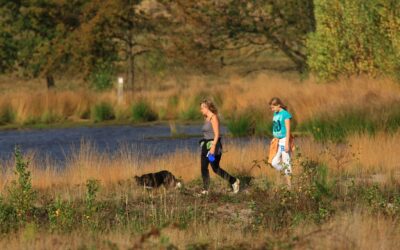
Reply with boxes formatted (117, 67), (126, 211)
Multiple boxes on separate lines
(271, 137), (292, 176)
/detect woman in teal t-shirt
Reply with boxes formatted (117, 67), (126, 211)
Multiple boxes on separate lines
(269, 97), (293, 188)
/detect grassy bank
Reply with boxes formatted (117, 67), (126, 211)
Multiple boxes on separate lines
(0, 211), (398, 249)
(0, 75), (399, 141)
(0, 133), (399, 248)
(299, 104), (400, 142)
(1, 132), (399, 191)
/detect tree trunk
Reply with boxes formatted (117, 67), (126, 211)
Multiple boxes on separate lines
(263, 29), (307, 73)
(127, 41), (134, 93)
(46, 75), (55, 89)
(126, 0), (135, 94)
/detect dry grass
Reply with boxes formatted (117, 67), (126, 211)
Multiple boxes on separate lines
(296, 131), (400, 175)
(0, 74), (399, 124)
(0, 211), (398, 249)
(217, 74), (400, 122)
(0, 223), (264, 249)
(0, 132), (399, 196)
(298, 211), (400, 250)
(7, 90), (116, 123)
(0, 132), (399, 249)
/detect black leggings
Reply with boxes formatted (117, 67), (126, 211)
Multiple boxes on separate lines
(201, 141), (236, 190)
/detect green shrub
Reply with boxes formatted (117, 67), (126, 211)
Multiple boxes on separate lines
(227, 114), (253, 137)
(257, 160), (334, 229)
(89, 62), (114, 91)
(8, 146), (36, 224)
(308, 0), (400, 80)
(226, 107), (272, 137)
(358, 184), (400, 216)
(22, 116), (41, 126)
(48, 197), (75, 233)
(179, 105), (202, 121)
(255, 120), (272, 137)
(84, 179), (100, 230)
(300, 111), (376, 142)
(41, 111), (62, 124)
(0, 105), (15, 125)
(300, 104), (400, 141)
(131, 101), (158, 122)
(91, 102), (115, 122)
(385, 108), (400, 133)
(79, 108), (91, 120)
(0, 197), (18, 233)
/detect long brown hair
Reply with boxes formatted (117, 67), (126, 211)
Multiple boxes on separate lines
(200, 99), (218, 114)
(269, 97), (288, 110)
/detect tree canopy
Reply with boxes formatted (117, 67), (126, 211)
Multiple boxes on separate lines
(0, 0), (399, 86)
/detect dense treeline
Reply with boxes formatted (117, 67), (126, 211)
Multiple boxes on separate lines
(0, 0), (399, 88)
(308, 0), (400, 80)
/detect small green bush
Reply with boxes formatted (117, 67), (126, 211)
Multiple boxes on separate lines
(227, 114), (253, 137)
(0, 197), (18, 233)
(131, 101), (158, 122)
(300, 111), (376, 142)
(91, 102), (115, 122)
(308, 0), (400, 81)
(300, 104), (400, 142)
(79, 108), (91, 120)
(84, 179), (100, 230)
(0, 105), (15, 125)
(255, 120), (272, 137)
(22, 116), (41, 126)
(41, 111), (62, 124)
(385, 108), (400, 133)
(179, 105), (202, 121)
(48, 197), (75, 233)
(89, 62), (114, 91)
(226, 107), (272, 137)
(8, 146), (36, 224)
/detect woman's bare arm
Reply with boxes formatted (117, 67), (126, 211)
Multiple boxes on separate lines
(285, 119), (291, 152)
(210, 115), (220, 154)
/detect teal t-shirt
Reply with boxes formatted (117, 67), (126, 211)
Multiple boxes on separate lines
(272, 109), (292, 139)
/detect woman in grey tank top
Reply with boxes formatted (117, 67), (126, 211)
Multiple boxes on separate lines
(199, 99), (240, 195)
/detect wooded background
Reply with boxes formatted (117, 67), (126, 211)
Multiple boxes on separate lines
(0, 0), (399, 89)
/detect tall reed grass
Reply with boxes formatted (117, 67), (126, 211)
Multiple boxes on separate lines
(0, 76), (399, 138)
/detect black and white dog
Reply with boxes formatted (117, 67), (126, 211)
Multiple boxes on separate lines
(134, 170), (182, 189)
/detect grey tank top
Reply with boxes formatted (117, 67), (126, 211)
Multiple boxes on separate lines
(202, 117), (220, 139)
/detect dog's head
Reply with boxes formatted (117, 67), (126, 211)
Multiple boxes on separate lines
(134, 175), (142, 185)
(174, 177), (183, 189)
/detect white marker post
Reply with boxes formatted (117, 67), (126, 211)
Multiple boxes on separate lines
(117, 77), (124, 105)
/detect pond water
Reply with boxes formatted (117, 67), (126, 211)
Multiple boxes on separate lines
(0, 124), (265, 168)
